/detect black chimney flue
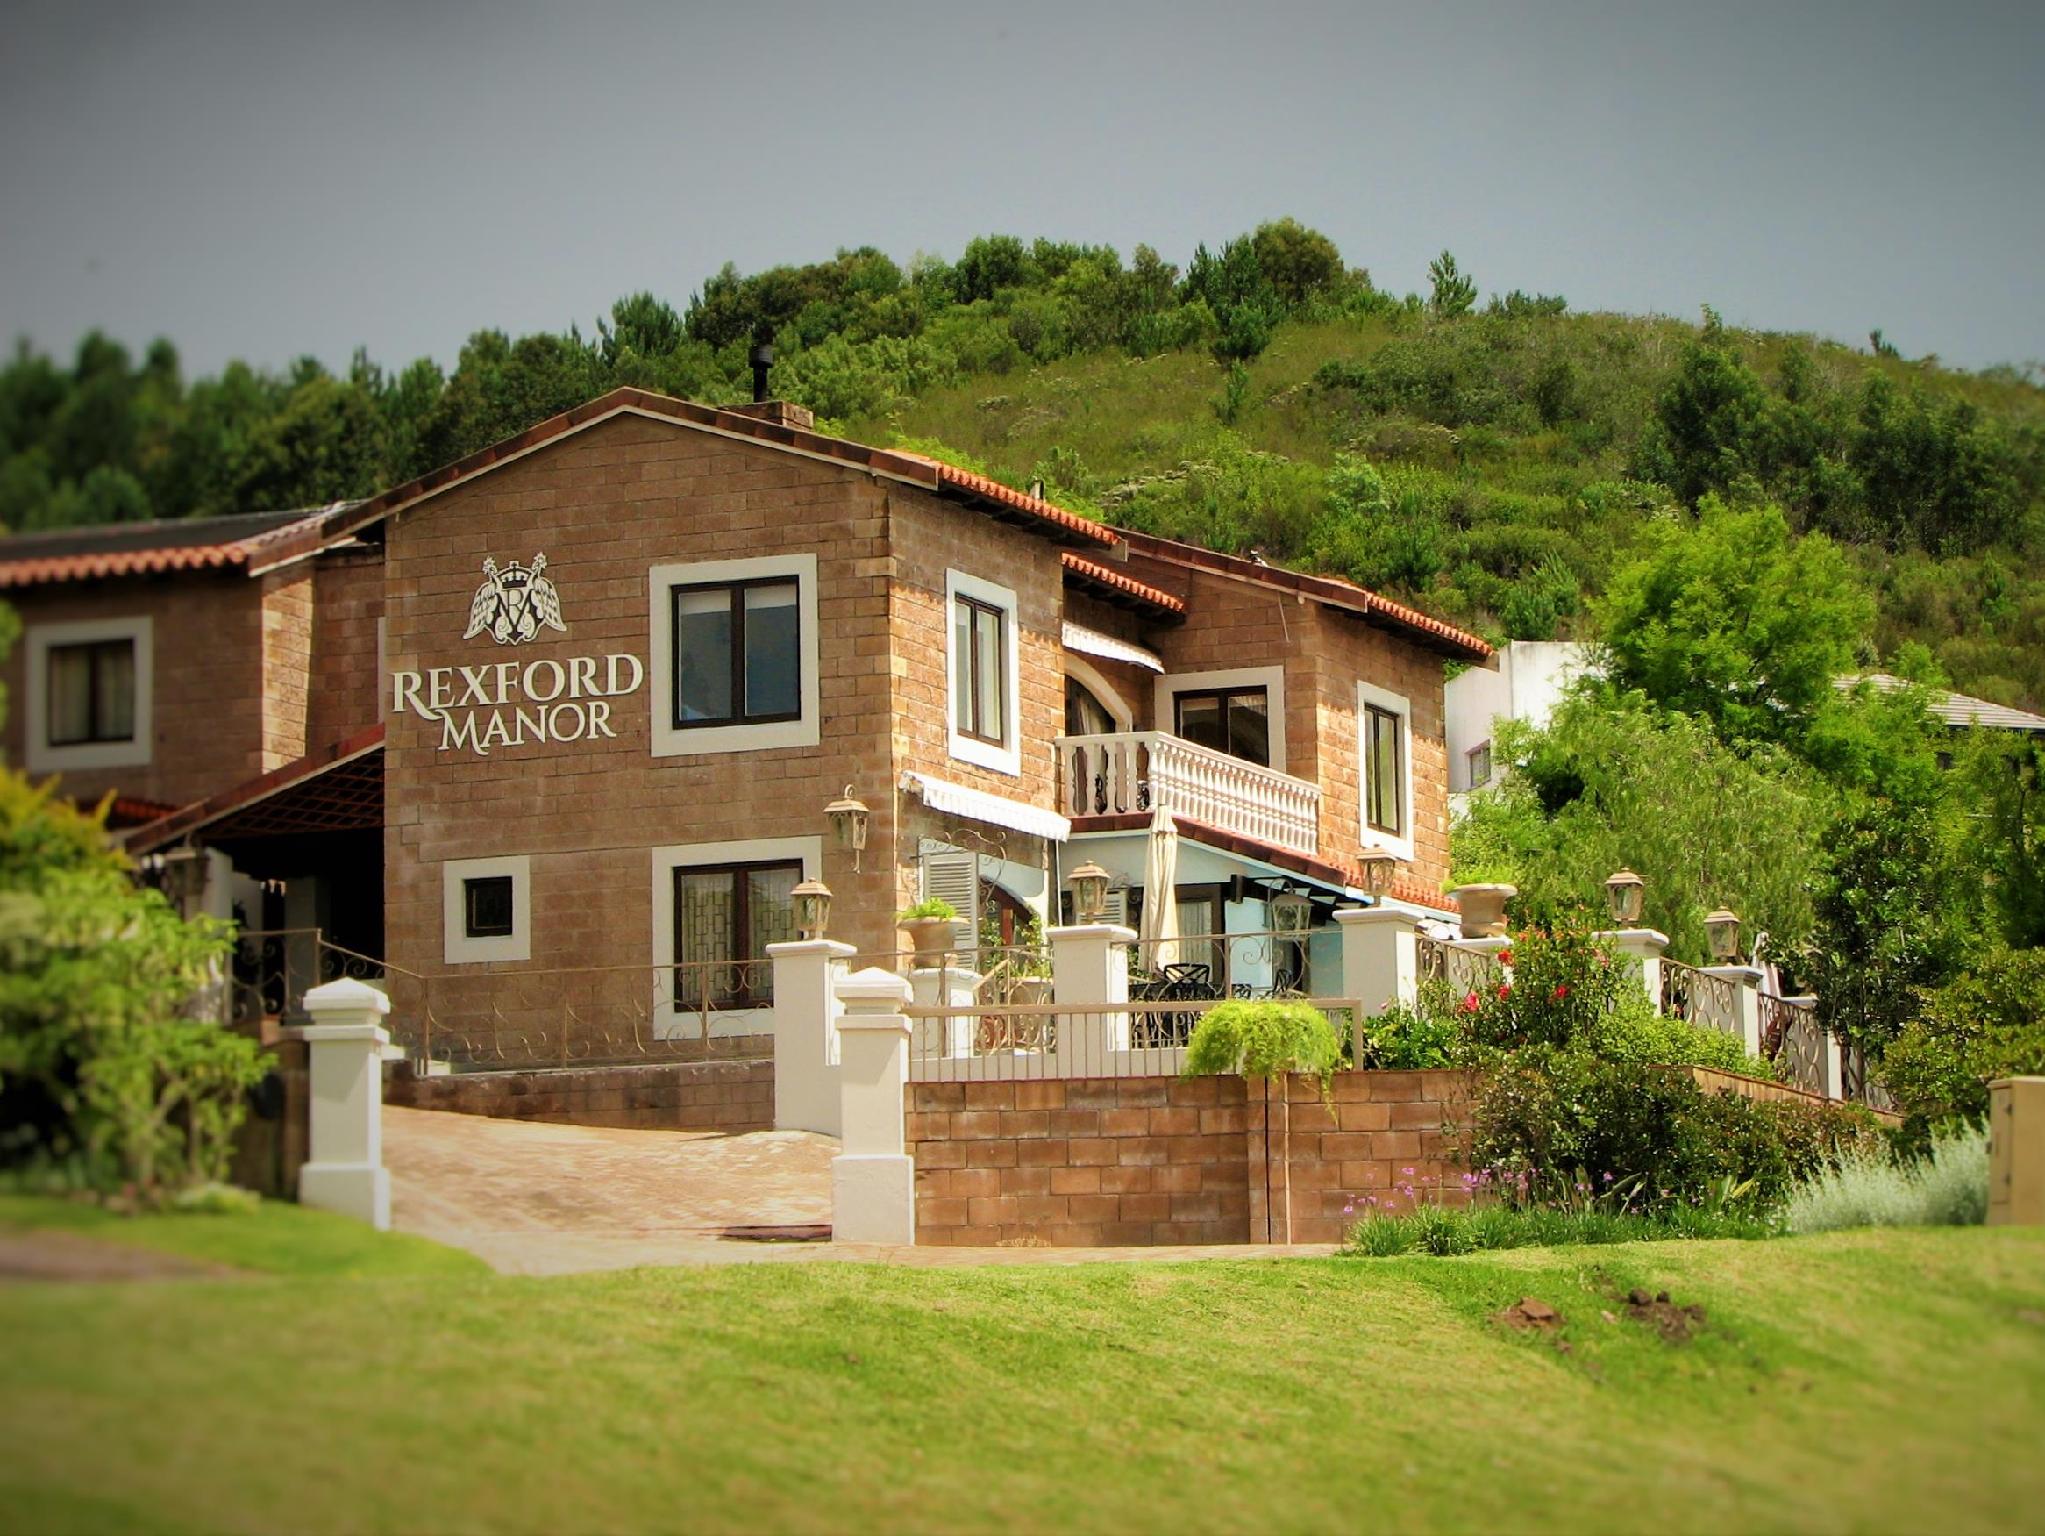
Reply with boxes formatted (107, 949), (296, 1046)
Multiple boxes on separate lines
(749, 342), (774, 403)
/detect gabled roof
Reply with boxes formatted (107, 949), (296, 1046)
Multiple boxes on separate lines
(320, 388), (1118, 551)
(0, 506), (348, 590)
(1114, 528), (1492, 661)
(1059, 552), (1187, 619)
(1836, 673), (2045, 733)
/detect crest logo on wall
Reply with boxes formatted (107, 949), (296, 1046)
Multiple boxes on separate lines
(464, 554), (566, 646)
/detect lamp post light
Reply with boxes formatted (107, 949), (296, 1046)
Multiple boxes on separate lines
(791, 878), (833, 941)
(1604, 868), (1646, 927)
(1704, 908), (1742, 962)
(1359, 847), (1398, 900)
(1068, 860), (1111, 924)
(824, 785), (870, 872)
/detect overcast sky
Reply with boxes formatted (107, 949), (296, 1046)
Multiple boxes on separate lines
(3, 0), (2041, 378)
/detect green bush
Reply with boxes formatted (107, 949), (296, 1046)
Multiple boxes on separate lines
(1184, 1000), (1340, 1084)
(1880, 949), (2045, 1130)
(1783, 1125), (1989, 1233)
(1341, 1200), (1771, 1257)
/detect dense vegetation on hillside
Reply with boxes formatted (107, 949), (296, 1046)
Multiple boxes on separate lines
(3, 222), (2042, 704)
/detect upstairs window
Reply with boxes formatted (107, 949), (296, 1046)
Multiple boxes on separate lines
(47, 638), (135, 747)
(671, 578), (801, 729)
(1365, 703), (1404, 835)
(1173, 686), (1270, 767)
(952, 594), (1008, 745)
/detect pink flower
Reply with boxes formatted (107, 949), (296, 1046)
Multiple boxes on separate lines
(1461, 991), (1481, 1014)
(1553, 983), (1569, 1001)
(1496, 982), (1512, 1000)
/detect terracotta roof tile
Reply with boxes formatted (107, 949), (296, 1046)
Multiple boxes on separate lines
(0, 507), (347, 591)
(1059, 552), (1187, 616)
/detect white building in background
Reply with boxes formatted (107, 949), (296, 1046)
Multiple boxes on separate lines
(1444, 641), (1594, 814)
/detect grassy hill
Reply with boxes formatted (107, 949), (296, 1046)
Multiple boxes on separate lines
(2, 1196), (2042, 1533)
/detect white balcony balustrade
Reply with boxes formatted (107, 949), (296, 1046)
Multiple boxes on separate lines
(1056, 731), (1319, 857)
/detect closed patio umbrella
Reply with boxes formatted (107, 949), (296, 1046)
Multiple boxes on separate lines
(1140, 805), (1180, 973)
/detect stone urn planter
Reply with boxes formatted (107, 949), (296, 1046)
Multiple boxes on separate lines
(903, 917), (956, 968)
(1007, 976), (1051, 1006)
(1452, 883), (1517, 940)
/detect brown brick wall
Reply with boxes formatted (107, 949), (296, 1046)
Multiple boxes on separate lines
(258, 568), (313, 770)
(308, 550), (384, 747)
(0, 573), (271, 809)
(1148, 568), (1319, 790)
(908, 1069), (1476, 1247)
(908, 1076), (1251, 1246)
(385, 1057), (772, 1132)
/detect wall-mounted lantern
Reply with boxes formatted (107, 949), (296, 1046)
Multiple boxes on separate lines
(1068, 860), (1111, 924)
(1604, 868), (1646, 926)
(1359, 847), (1398, 900)
(792, 878), (833, 941)
(824, 785), (870, 872)
(1270, 887), (1312, 935)
(1705, 908), (1742, 962)
(161, 845), (211, 912)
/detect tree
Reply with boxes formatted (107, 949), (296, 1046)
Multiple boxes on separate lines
(1250, 219), (1342, 307)
(1646, 330), (1772, 504)
(1427, 250), (1477, 318)
(1183, 238), (1281, 363)
(1595, 499), (1874, 748)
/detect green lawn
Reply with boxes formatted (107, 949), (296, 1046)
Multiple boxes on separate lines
(2, 1199), (2042, 1535)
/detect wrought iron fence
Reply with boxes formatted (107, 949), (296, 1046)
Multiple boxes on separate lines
(228, 928), (400, 1029)
(1840, 1044), (1899, 1113)
(1122, 929), (1315, 1002)
(1415, 934), (1505, 998)
(905, 996), (1357, 1081)
(1659, 961), (1743, 1033)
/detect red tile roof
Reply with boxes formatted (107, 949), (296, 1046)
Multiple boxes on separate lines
(0, 508), (340, 591)
(323, 388), (1119, 551)
(1059, 552), (1187, 617)
(1114, 529), (1492, 661)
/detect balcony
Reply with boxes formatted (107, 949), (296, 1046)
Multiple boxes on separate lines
(1056, 731), (1319, 858)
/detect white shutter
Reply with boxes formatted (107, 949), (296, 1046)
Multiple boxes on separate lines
(920, 848), (980, 952)
(1101, 887), (1129, 926)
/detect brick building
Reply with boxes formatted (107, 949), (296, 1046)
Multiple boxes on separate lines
(0, 387), (1489, 1055)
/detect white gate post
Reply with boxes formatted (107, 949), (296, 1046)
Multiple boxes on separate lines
(767, 939), (855, 1135)
(1048, 923), (1135, 1072)
(1701, 964), (1765, 1056)
(1336, 907), (1418, 1016)
(832, 967), (916, 1245)
(1605, 928), (1670, 1012)
(296, 977), (391, 1230)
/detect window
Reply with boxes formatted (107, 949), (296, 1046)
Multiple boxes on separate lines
(25, 616), (152, 774)
(1466, 740), (1493, 789)
(952, 594), (1007, 744)
(46, 638), (136, 747)
(463, 876), (515, 939)
(1173, 686), (1270, 767)
(944, 570), (1021, 775)
(442, 855), (531, 963)
(1365, 704), (1403, 835)
(672, 860), (800, 1009)
(649, 555), (818, 757)
(671, 578), (800, 728)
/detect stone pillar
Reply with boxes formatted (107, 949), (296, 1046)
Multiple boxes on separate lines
(1048, 923), (1136, 1072)
(831, 967), (916, 1245)
(1988, 1077), (2045, 1227)
(909, 966), (982, 1059)
(767, 939), (856, 1136)
(1334, 906), (1418, 1016)
(1701, 964), (1765, 1056)
(1603, 929), (1669, 1012)
(296, 977), (391, 1231)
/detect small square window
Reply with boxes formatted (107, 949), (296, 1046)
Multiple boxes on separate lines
(464, 876), (516, 939)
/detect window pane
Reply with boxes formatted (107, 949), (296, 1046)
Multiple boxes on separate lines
(47, 646), (92, 745)
(676, 869), (737, 966)
(464, 876), (514, 938)
(974, 604), (1004, 741)
(1367, 707), (1403, 833)
(1176, 694), (1224, 753)
(741, 582), (799, 719)
(745, 864), (800, 960)
(95, 642), (135, 741)
(673, 588), (733, 723)
(952, 599), (974, 732)
(1226, 690), (1270, 766)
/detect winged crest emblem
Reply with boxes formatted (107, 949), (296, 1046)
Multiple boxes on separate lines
(464, 554), (567, 646)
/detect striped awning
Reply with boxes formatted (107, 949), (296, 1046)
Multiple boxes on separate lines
(899, 771), (1070, 843)
(1061, 621), (1164, 674)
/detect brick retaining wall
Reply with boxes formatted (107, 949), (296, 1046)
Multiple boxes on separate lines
(1260, 1070), (1476, 1244)
(387, 1057), (772, 1132)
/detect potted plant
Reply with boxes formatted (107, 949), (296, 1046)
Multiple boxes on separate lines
(897, 897), (959, 967)
(1184, 1000), (1341, 1243)
(1445, 864), (1517, 941)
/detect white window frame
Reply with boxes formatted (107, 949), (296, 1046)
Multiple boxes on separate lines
(649, 553), (819, 758)
(1357, 680), (1415, 864)
(650, 835), (822, 1038)
(442, 854), (532, 964)
(1154, 664), (1288, 775)
(944, 569), (1022, 777)
(24, 615), (153, 774)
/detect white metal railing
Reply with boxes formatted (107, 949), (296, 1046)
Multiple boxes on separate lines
(1056, 731), (1320, 856)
